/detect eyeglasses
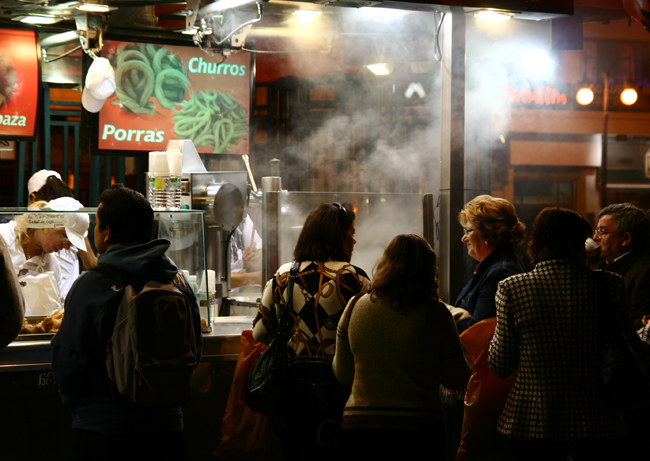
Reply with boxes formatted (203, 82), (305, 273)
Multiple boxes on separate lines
(595, 229), (616, 238)
(462, 227), (477, 236)
(333, 202), (348, 219)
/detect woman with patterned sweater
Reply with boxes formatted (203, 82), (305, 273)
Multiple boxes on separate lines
(488, 207), (650, 460)
(333, 234), (471, 461)
(253, 202), (370, 461)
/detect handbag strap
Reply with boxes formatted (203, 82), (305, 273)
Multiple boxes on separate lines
(274, 260), (301, 338)
(342, 292), (364, 330)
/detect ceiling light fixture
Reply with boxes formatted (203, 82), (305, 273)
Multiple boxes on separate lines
(77, 1), (114, 13)
(474, 9), (514, 22)
(367, 63), (393, 76)
(20, 16), (59, 25)
(292, 10), (322, 18)
(207, 0), (258, 12)
(77, 4), (110, 13)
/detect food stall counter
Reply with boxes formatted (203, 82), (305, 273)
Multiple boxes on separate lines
(0, 315), (255, 372)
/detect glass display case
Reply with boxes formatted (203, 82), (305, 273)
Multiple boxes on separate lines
(0, 207), (212, 333)
(156, 210), (211, 330)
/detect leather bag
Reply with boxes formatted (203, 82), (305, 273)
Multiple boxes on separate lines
(245, 261), (300, 417)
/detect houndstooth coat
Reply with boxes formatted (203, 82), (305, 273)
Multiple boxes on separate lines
(488, 259), (650, 441)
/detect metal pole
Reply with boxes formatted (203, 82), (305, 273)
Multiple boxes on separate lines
(422, 193), (435, 247)
(42, 82), (51, 170)
(601, 73), (609, 209)
(16, 142), (26, 207)
(262, 176), (282, 285)
(439, 12), (466, 303)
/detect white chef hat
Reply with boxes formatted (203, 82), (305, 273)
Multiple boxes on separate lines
(82, 57), (116, 113)
(45, 197), (89, 252)
(27, 169), (62, 194)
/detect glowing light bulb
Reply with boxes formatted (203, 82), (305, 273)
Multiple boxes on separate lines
(474, 10), (512, 22)
(77, 4), (110, 12)
(292, 10), (322, 18)
(576, 88), (594, 106)
(367, 64), (392, 75)
(21, 16), (57, 24)
(621, 88), (638, 106)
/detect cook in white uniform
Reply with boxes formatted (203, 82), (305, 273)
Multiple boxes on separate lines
(27, 170), (96, 299)
(229, 214), (262, 290)
(0, 197), (89, 300)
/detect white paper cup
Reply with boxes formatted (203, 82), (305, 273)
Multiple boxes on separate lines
(585, 238), (599, 252)
(148, 151), (169, 176)
(167, 151), (183, 176)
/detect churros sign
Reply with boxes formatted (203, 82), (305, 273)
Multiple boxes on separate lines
(97, 40), (250, 155)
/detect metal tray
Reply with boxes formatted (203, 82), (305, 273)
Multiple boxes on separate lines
(15, 332), (55, 341)
(18, 314), (61, 339)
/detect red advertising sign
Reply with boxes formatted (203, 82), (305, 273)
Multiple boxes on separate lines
(0, 30), (40, 140)
(98, 40), (251, 154)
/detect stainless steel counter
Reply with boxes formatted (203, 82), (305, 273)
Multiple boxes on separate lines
(0, 316), (255, 372)
(200, 316), (254, 361)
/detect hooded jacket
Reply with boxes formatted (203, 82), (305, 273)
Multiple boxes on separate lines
(51, 239), (203, 434)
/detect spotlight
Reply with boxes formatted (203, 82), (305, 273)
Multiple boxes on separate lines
(20, 16), (59, 24)
(576, 87), (594, 106)
(292, 10), (322, 18)
(367, 63), (393, 75)
(621, 88), (638, 105)
(77, 1), (112, 13)
(474, 9), (514, 22)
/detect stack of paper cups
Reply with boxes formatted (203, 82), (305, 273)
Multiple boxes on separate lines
(149, 151), (170, 175)
(167, 151), (183, 176)
(148, 151), (171, 210)
(166, 150), (182, 210)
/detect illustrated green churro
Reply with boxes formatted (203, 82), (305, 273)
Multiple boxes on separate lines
(174, 91), (248, 152)
(109, 43), (189, 116)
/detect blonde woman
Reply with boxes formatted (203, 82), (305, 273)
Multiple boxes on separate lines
(0, 198), (89, 297)
(454, 195), (527, 333)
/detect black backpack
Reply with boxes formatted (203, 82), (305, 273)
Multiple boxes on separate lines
(92, 264), (198, 406)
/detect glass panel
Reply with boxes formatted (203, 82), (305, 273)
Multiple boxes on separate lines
(278, 192), (426, 274)
(156, 211), (210, 328)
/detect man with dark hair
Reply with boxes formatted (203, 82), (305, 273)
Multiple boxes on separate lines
(52, 184), (202, 461)
(595, 202), (650, 328)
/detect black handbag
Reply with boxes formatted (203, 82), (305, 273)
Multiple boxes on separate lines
(245, 260), (300, 417)
(597, 275), (650, 412)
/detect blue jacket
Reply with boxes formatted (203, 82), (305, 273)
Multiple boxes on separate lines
(455, 245), (526, 334)
(51, 239), (203, 434)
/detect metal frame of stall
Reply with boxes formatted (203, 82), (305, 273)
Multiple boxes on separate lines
(13, 82), (138, 208)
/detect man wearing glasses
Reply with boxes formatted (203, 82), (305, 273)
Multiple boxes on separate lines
(594, 203), (650, 329)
